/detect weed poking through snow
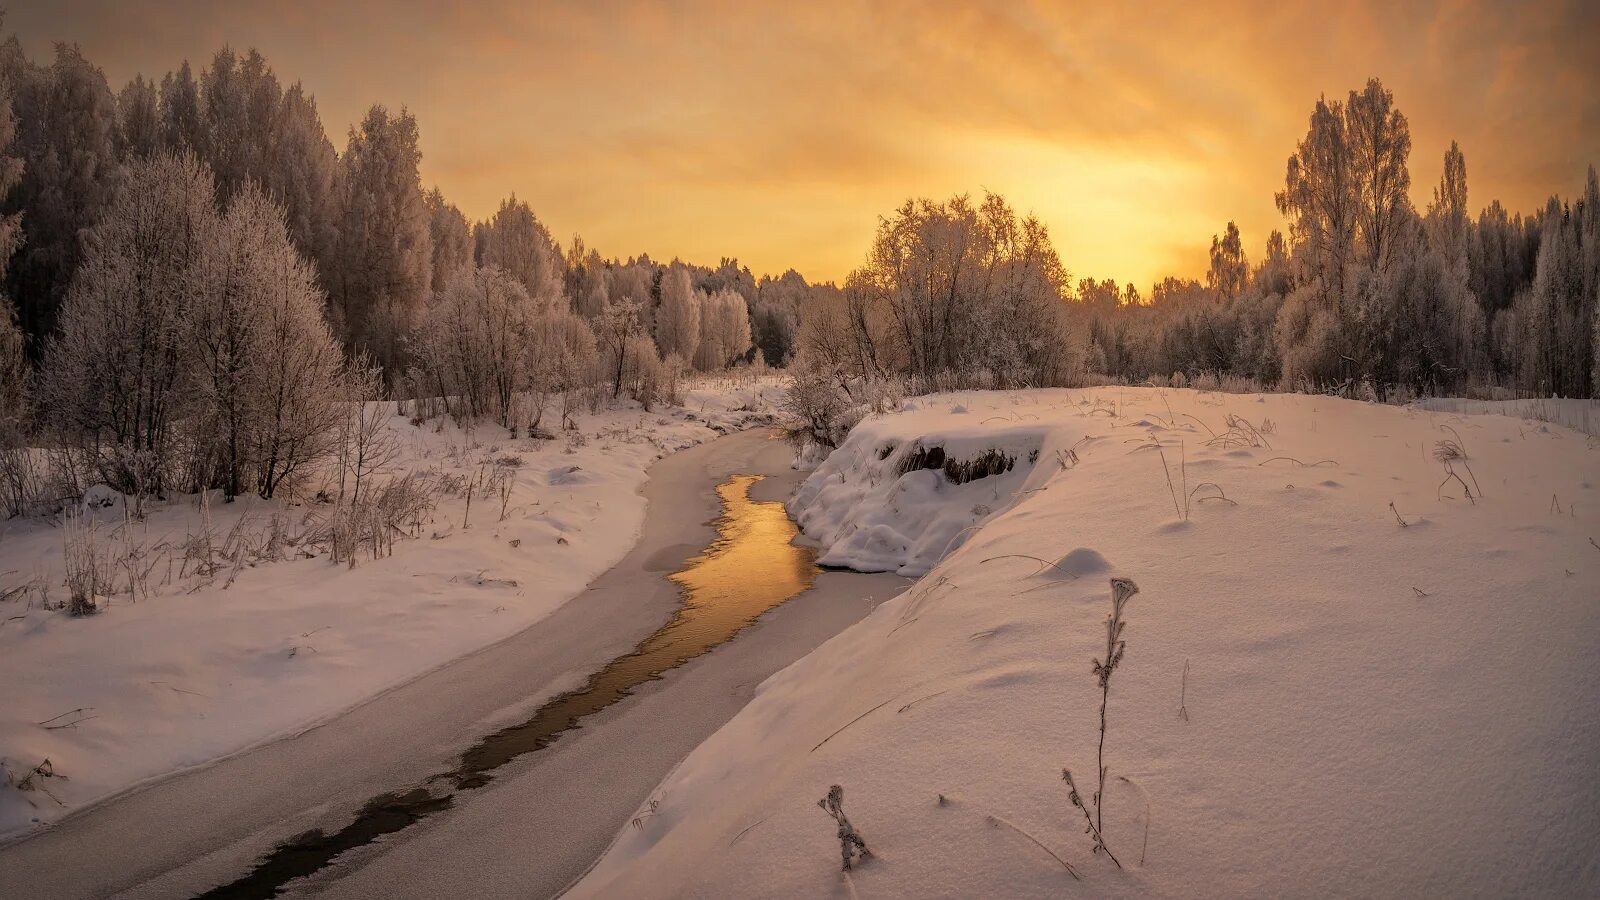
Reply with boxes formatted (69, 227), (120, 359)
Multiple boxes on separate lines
(818, 784), (872, 871)
(1064, 576), (1140, 868)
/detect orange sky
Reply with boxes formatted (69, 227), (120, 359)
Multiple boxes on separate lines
(9, 0), (1600, 289)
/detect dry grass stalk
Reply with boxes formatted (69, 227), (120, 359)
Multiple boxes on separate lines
(1064, 576), (1140, 868)
(1178, 658), (1190, 722)
(1389, 501), (1408, 527)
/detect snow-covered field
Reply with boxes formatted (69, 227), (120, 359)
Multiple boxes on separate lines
(576, 387), (1600, 899)
(0, 378), (780, 839)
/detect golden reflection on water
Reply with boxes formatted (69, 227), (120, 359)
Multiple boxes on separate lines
(670, 473), (818, 618)
(459, 472), (818, 778)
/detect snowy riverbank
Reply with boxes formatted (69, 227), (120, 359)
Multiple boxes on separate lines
(0, 379), (779, 839)
(575, 387), (1600, 899)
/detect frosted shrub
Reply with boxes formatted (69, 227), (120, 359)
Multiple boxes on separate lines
(780, 363), (853, 451)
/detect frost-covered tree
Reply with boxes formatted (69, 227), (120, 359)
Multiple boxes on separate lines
(596, 295), (646, 399)
(42, 152), (346, 498)
(329, 105), (431, 379)
(527, 309), (598, 429)
(751, 270), (807, 365)
(694, 287), (752, 370)
(475, 195), (564, 312)
(201, 47), (274, 202)
(1346, 78), (1412, 274)
(190, 182), (346, 498)
(567, 238), (611, 319)
(425, 187), (472, 293)
(40, 151), (214, 495)
(655, 265), (701, 361)
(1277, 95), (1356, 299)
(828, 191), (1076, 387)
(236, 191), (346, 499)
(1207, 221), (1248, 299)
(1421, 141), (1483, 375)
(266, 82), (338, 285)
(114, 74), (162, 160)
(0, 68), (23, 433)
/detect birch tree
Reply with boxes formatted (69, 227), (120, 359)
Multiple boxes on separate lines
(655, 265), (701, 361)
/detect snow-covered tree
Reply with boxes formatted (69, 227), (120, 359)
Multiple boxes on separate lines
(596, 295), (646, 399)
(200, 46), (281, 202)
(527, 309), (598, 429)
(751, 270), (807, 365)
(158, 60), (203, 154)
(829, 191), (1075, 387)
(1346, 78), (1413, 274)
(1276, 94), (1356, 298)
(0, 67), (22, 433)
(237, 189), (346, 499)
(191, 183), (345, 498)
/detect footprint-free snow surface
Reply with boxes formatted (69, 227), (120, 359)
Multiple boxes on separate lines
(575, 387), (1600, 899)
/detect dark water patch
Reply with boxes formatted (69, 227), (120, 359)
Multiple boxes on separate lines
(896, 442), (1016, 484)
(197, 475), (817, 899)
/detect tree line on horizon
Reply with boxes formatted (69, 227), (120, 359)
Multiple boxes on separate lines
(790, 78), (1599, 416)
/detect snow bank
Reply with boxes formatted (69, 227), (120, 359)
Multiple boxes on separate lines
(791, 411), (1078, 576)
(1415, 395), (1599, 437)
(0, 378), (782, 838)
(575, 387), (1600, 899)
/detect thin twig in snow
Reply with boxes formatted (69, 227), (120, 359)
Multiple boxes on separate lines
(897, 690), (948, 714)
(728, 816), (769, 846)
(984, 814), (1080, 879)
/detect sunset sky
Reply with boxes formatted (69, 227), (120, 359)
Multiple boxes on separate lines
(10, 0), (1599, 289)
